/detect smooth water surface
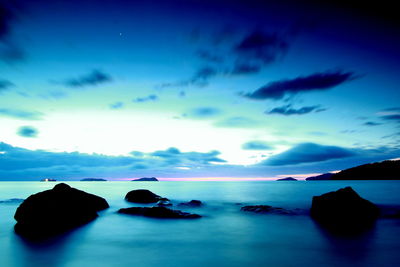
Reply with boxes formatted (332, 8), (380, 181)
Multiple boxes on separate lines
(1, 181), (400, 267)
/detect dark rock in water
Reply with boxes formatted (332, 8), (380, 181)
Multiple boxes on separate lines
(125, 189), (162, 203)
(156, 198), (172, 207)
(331, 160), (400, 180)
(131, 177), (158, 181)
(118, 206), (201, 219)
(80, 178), (107, 181)
(178, 200), (202, 207)
(276, 177), (297, 181)
(14, 183), (109, 240)
(311, 187), (380, 233)
(241, 205), (294, 215)
(305, 173), (333, 181)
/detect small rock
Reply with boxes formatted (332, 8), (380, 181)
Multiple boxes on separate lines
(178, 200), (202, 207)
(118, 207), (201, 219)
(125, 189), (162, 203)
(241, 205), (294, 215)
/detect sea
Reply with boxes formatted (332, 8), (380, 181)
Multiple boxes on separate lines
(0, 181), (400, 267)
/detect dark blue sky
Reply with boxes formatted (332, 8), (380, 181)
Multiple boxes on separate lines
(1, 0), (399, 180)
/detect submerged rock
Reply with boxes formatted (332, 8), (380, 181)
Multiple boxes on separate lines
(14, 183), (109, 240)
(311, 187), (380, 233)
(178, 200), (203, 207)
(156, 198), (173, 207)
(125, 189), (162, 203)
(241, 205), (294, 215)
(118, 206), (201, 219)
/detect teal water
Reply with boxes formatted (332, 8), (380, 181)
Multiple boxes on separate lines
(1, 181), (400, 267)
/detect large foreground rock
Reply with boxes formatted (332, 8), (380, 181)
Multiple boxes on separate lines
(14, 183), (109, 240)
(125, 189), (162, 203)
(311, 187), (379, 233)
(118, 207), (201, 219)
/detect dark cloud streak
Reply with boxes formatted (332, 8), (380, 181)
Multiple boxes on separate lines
(244, 71), (357, 100)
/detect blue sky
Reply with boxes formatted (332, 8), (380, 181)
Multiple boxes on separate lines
(0, 0), (399, 180)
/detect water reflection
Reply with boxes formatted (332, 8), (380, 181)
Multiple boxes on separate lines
(10, 223), (94, 267)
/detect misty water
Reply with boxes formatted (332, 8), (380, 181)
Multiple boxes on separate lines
(1, 181), (400, 267)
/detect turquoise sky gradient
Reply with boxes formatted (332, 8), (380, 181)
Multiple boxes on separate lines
(1, 0), (399, 180)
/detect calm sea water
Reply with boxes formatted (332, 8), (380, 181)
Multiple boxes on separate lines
(1, 181), (400, 267)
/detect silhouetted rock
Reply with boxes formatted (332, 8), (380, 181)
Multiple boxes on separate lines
(14, 183), (109, 240)
(241, 205), (294, 215)
(178, 200), (203, 207)
(311, 187), (380, 233)
(80, 178), (107, 181)
(276, 177), (297, 181)
(305, 173), (333, 181)
(331, 160), (400, 180)
(156, 198), (172, 207)
(125, 189), (162, 203)
(118, 207), (201, 219)
(131, 177), (158, 181)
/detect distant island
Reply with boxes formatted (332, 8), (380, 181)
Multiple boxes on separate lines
(276, 177), (297, 181)
(80, 178), (107, 181)
(305, 173), (334, 181)
(40, 178), (57, 182)
(306, 160), (400, 180)
(131, 177), (159, 181)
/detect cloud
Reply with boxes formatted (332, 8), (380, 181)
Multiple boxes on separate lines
(380, 114), (400, 123)
(0, 79), (13, 91)
(382, 107), (400, 112)
(61, 70), (112, 88)
(185, 107), (222, 119)
(242, 141), (273, 150)
(262, 143), (356, 166)
(148, 147), (226, 166)
(363, 121), (382, 126)
(214, 116), (261, 128)
(17, 126), (38, 138)
(0, 108), (43, 120)
(158, 66), (218, 88)
(234, 31), (289, 64)
(109, 101), (124, 109)
(133, 94), (158, 103)
(266, 104), (325, 115)
(231, 63), (261, 75)
(196, 49), (224, 63)
(0, 2), (26, 63)
(244, 71), (357, 100)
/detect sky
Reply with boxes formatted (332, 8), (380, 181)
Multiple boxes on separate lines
(1, 0), (400, 180)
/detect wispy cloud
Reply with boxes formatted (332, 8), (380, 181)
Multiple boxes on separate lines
(242, 141), (273, 150)
(363, 121), (382, 126)
(214, 116), (262, 128)
(17, 126), (38, 138)
(133, 94), (158, 103)
(0, 2), (26, 63)
(60, 70), (112, 88)
(266, 104), (325, 115)
(0, 79), (14, 92)
(0, 108), (43, 120)
(185, 107), (222, 119)
(244, 71), (357, 100)
(109, 101), (124, 109)
(234, 30), (288, 65)
(262, 143), (355, 166)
